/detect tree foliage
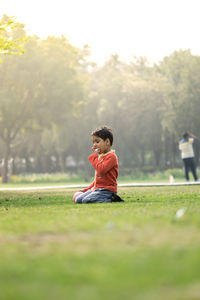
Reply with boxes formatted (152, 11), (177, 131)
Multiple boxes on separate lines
(0, 23), (88, 182)
(0, 15), (27, 62)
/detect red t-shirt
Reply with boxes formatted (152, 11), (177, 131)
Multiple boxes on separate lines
(82, 150), (118, 193)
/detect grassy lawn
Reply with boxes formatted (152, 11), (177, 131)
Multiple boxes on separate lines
(0, 186), (200, 300)
(0, 168), (188, 187)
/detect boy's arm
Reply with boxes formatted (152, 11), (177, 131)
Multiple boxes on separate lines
(88, 153), (117, 175)
(80, 180), (95, 192)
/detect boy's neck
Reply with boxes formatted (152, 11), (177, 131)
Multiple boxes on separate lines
(100, 148), (112, 156)
(104, 147), (111, 154)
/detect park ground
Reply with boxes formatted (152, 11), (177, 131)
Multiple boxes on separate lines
(0, 185), (200, 300)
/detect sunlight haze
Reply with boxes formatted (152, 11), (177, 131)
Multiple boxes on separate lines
(1, 0), (200, 64)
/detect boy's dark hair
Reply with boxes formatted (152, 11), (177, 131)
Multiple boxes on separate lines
(91, 126), (113, 146)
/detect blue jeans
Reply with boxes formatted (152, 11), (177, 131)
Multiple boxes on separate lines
(76, 188), (113, 204)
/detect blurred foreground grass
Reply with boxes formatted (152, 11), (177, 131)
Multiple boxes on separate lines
(0, 186), (200, 300)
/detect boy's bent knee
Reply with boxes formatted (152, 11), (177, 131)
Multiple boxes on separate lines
(73, 191), (84, 203)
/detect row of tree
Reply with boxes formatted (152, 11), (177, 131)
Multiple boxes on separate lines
(1, 15), (200, 182)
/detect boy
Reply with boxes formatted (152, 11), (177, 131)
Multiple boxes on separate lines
(73, 126), (123, 203)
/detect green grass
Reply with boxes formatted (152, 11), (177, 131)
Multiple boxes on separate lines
(0, 168), (187, 187)
(2, 173), (89, 186)
(0, 186), (200, 300)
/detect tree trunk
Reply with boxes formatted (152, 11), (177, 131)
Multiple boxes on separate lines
(140, 147), (145, 167)
(2, 140), (11, 183)
(58, 153), (65, 173)
(164, 129), (170, 167)
(153, 149), (161, 168)
(171, 134), (177, 168)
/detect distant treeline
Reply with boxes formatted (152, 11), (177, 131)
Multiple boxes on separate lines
(0, 15), (200, 182)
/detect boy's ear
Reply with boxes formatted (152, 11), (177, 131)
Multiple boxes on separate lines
(105, 138), (110, 145)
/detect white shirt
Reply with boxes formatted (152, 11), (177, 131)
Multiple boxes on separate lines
(179, 138), (194, 159)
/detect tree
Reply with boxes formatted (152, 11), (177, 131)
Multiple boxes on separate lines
(0, 15), (26, 61)
(85, 55), (166, 171)
(0, 36), (42, 182)
(159, 50), (200, 166)
(0, 33), (88, 182)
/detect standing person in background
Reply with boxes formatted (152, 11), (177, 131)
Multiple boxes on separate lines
(179, 132), (199, 181)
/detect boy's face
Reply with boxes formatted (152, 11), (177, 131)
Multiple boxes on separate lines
(91, 135), (111, 154)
